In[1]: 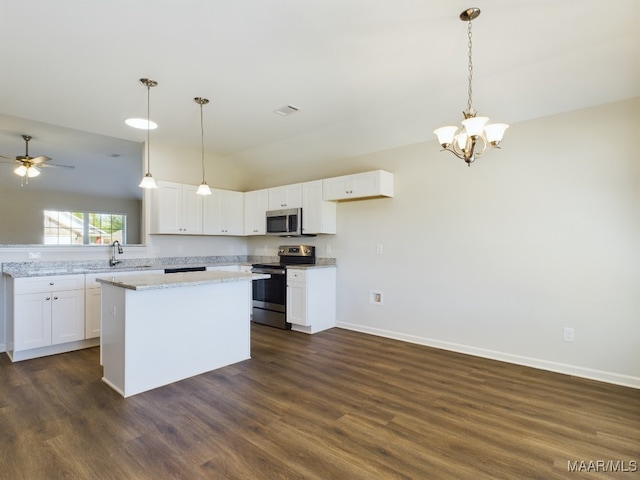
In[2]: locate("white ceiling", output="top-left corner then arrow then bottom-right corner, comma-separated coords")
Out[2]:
0,0 -> 638,196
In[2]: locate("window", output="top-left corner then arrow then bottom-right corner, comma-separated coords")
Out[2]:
44,211 -> 126,245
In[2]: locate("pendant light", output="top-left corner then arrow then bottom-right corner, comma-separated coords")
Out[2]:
138,78 -> 158,188
433,8 -> 508,166
194,97 -> 212,196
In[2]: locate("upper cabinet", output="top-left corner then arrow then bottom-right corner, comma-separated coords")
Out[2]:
244,188 -> 269,236
268,184 -> 302,210
150,181 -> 203,235
323,170 -> 394,201
149,170 -> 392,237
302,180 -> 336,235
203,189 -> 244,236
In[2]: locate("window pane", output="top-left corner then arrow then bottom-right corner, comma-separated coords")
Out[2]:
44,210 -> 126,245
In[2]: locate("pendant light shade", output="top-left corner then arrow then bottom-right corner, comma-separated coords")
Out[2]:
194,97 -> 212,196
138,78 -> 158,189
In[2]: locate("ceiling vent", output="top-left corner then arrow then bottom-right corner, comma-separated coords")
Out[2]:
273,104 -> 300,117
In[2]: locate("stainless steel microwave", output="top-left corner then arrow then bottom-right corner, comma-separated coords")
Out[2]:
266,208 -> 302,236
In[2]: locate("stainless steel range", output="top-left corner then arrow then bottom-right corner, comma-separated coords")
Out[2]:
251,245 -> 316,329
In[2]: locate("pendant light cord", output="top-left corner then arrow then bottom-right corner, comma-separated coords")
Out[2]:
200,102 -> 205,183
146,83 -> 151,174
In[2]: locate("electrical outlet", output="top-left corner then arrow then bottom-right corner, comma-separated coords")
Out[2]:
326,244 -> 332,254
563,327 -> 575,343
177,245 -> 184,254
376,244 -> 383,255
28,252 -> 42,259
370,290 -> 384,305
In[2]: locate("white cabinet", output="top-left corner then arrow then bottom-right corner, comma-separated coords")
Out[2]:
150,181 -> 203,234
203,188 -> 244,235
286,267 -> 336,334
11,275 -> 85,352
322,170 -> 394,201
268,183 -> 303,210
85,286 -> 102,339
244,189 -> 269,235
302,180 -> 336,235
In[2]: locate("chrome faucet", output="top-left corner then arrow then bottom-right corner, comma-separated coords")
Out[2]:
110,240 -> 124,266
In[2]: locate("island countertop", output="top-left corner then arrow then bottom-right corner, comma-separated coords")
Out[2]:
96,270 -> 269,291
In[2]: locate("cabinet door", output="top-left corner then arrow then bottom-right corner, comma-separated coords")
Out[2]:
286,281 -> 307,326
323,171 -> 394,200
153,181 -> 183,233
202,190 -> 223,234
350,171 -> 382,198
181,184 -> 203,234
244,189 -> 269,235
14,293 -> 52,351
85,287 -> 101,339
322,176 -> 351,201
221,190 -> 244,235
302,180 -> 336,234
269,184 -> 302,210
51,289 -> 85,345
203,189 -> 244,235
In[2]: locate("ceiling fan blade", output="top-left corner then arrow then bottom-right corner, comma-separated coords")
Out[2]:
39,162 -> 75,170
29,155 -> 52,165
0,153 -> 14,159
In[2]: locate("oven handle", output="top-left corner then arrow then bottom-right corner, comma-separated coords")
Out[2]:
252,267 -> 286,275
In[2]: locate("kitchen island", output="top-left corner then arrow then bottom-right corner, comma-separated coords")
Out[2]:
96,270 -> 268,397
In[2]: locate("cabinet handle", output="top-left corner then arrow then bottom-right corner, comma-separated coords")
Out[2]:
45,297 -> 51,301
49,282 -> 54,285
54,296 -> 58,300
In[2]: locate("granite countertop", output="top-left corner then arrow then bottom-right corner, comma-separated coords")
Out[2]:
1,255 -> 336,278
96,270 -> 270,291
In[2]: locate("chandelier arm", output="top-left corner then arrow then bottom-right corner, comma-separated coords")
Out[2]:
469,135 -> 489,159
440,144 -> 466,161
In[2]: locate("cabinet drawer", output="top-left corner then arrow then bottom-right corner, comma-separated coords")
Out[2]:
287,269 -> 307,282
14,274 -> 84,294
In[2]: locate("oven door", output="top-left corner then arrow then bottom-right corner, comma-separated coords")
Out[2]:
252,266 -> 286,311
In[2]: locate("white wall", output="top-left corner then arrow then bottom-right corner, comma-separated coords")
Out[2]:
248,97 -> 640,387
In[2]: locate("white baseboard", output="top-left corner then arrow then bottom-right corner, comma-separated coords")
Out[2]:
336,322 -> 640,390
0,343 -> 5,354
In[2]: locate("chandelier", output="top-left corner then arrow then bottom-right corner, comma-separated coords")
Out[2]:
434,8 -> 508,166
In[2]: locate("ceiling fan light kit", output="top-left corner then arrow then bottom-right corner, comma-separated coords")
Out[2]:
0,133 -> 74,186
434,7 -> 509,166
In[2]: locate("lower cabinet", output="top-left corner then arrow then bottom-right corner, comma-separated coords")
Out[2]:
10,274 -> 85,354
286,267 -> 336,334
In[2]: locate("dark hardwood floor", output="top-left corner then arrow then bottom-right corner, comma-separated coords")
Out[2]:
1,324 -> 638,479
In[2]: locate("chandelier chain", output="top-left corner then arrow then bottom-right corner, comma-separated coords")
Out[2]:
466,19 -> 474,113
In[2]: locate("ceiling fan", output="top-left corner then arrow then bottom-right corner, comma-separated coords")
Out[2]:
0,134 -> 75,185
